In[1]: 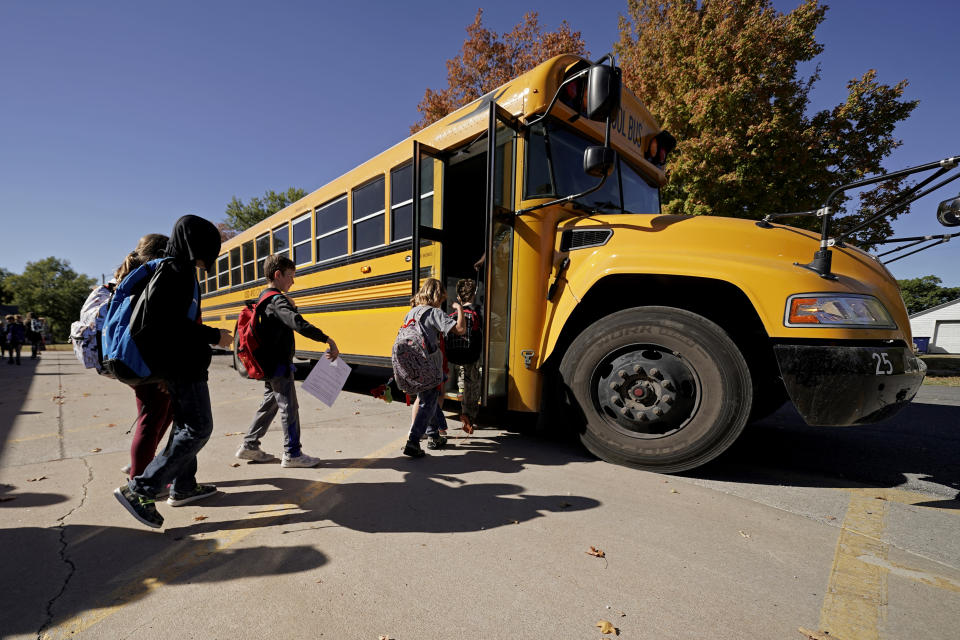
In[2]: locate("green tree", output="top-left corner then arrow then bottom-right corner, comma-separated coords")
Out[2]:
7,257 -> 96,341
897,275 -> 960,315
224,187 -> 307,232
412,9 -> 588,133
0,267 -> 13,304
615,0 -> 918,248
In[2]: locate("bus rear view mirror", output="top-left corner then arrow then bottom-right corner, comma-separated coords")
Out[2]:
936,196 -> 960,227
585,64 -> 622,121
584,146 -> 617,177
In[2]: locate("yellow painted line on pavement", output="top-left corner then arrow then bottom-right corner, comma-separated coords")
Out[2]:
41,435 -> 408,640
818,486 -> 960,639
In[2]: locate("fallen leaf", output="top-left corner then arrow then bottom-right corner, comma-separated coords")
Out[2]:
354,411 -> 360,415
379,635 -> 391,640
586,546 -> 605,558
106,423 -> 117,427
27,476 -> 48,482
798,628 -> 833,640
670,489 -> 679,494
0,496 -> 15,502
597,620 -> 618,635
193,515 -> 208,521
739,530 -> 751,539
82,393 -> 90,397
335,450 -> 342,453
230,462 -> 241,467
559,501 -> 572,508
91,448 -> 102,453
223,431 -> 242,436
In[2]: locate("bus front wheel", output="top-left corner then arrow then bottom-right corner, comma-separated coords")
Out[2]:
559,306 -> 752,473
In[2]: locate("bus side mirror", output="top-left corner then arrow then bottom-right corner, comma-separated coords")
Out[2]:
584,146 -> 617,178
936,196 -> 960,227
585,64 -> 622,121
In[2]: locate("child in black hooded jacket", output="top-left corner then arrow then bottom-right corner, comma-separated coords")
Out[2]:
113,215 -> 233,529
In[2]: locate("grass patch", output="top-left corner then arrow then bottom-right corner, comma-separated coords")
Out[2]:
923,376 -> 960,387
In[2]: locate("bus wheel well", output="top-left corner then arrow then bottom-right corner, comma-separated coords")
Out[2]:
546,274 -> 777,382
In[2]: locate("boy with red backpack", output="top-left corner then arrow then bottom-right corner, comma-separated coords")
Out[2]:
235,254 -> 339,468
446,278 -> 482,433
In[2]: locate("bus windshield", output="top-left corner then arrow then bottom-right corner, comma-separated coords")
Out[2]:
525,120 -> 660,215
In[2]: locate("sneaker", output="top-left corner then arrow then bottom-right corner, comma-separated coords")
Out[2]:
281,453 -> 321,468
426,435 -> 447,450
113,486 -> 163,529
166,484 -> 218,507
121,463 -> 131,475
236,446 -> 275,463
403,441 -> 426,458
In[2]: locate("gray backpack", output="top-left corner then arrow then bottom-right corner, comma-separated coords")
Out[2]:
391,307 -> 442,395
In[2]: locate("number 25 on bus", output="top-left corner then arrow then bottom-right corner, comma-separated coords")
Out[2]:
203,53 -> 959,472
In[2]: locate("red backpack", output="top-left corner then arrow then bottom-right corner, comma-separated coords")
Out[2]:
235,289 -> 281,379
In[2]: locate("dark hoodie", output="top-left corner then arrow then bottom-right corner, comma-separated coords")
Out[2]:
135,215 -> 222,381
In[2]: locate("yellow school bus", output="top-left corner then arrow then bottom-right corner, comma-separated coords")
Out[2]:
201,53 -> 938,472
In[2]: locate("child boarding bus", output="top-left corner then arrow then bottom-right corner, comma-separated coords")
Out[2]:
200,53 -> 955,473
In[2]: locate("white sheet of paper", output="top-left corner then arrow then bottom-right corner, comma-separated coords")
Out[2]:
301,354 -> 352,407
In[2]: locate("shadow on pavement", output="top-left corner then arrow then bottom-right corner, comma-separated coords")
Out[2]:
166,433 -> 600,537
0,356 -> 41,462
0,483 -> 69,508
687,401 -> 960,507
0,523 -> 328,638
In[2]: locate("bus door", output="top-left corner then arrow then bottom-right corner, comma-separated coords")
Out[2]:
411,141 -> 446,293
482,102 -> 519,409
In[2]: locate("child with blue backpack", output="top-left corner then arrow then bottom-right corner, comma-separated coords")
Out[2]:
113,215 -> 233,529
398,278 -> 465,458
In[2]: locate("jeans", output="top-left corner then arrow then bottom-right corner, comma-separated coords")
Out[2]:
130,379 -> 213,498
242,368 -> 302,457
408,387 -> 445,441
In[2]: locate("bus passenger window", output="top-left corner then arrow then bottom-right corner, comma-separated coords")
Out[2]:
241,240 -> 255,282
292,213 -> 312,266
217,255 -> 229,289
353,177 -> 385,252
255,233 -> 270,278
272,224 -> 290,260
315,195 -> 348,262
197,267 -> 207,295
230,247 -> 241,286
390,160 -> 433,242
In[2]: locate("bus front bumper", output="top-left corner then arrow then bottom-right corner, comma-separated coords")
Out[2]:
773,344 -> 926,426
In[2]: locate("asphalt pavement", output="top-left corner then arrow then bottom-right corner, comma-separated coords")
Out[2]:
1,351 -> 958,640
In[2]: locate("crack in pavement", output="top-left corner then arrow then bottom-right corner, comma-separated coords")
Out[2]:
36,456 -> 93,640
36,356 -> 94,640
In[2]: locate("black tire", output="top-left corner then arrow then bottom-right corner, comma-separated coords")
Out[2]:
232,330 -> 248,378
559,306 -> 752,473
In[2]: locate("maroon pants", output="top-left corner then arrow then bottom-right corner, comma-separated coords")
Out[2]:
129,382 -> 174,478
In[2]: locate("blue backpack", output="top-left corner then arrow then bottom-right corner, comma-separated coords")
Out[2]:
100,258 -> 168,385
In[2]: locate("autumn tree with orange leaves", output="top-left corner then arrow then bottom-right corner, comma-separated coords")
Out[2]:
615,0 -> 917,247
411,9 -> 588,133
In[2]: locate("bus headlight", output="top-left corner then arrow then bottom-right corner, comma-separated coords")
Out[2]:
784,294 -> 896,328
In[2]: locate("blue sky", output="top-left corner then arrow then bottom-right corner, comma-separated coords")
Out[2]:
1,1 -> 957,285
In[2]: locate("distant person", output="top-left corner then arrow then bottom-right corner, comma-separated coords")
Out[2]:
113,235 -> 176,481
25,312 -> 43,359
0,316 -> 8,362
399,278 -> 464,458
38,316 -> 51,350
6,314 -> 25,365
114,215 -> 233,529
236,254 -> 339,468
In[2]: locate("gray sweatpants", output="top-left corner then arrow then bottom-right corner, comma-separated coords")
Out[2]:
242,368 -> 303,457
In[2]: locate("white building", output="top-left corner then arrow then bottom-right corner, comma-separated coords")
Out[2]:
909,297 -> 960,354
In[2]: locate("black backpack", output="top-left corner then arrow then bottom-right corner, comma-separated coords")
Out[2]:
446,307 -> 482,365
